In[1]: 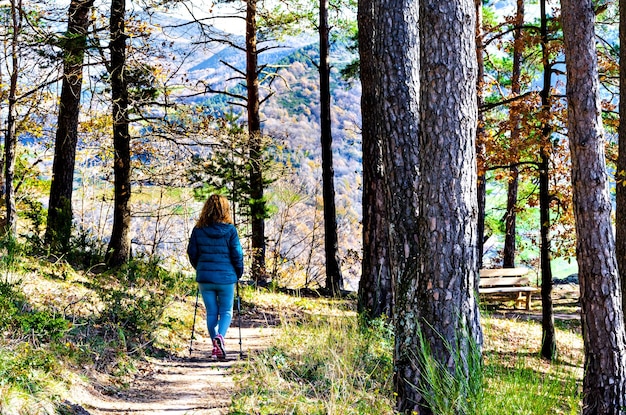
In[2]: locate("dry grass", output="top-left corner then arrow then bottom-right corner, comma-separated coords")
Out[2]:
232,286 -> 584,414
1,253 -> 585,415
478,284 -> 583,414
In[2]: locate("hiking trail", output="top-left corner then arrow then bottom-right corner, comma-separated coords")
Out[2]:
69,321 -> 275,414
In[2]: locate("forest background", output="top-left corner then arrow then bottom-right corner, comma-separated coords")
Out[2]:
0,0 -> 622,413
2,0 -> 368,289
2,0 -> 604,288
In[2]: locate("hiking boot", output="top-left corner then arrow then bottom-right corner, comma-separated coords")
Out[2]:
215,334 -> 226,360
211,339 -> 220,359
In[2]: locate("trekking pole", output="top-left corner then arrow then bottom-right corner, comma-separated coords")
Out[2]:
237,281 -> 243,358
189,288 -> 199,356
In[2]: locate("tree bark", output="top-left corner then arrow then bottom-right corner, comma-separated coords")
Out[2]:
319,0 -> 343,295
503,166 -> 519,267
396,0 -> 483,412
616,0 -> 626,325
45,0 -> 94,252
538,0 -> 556,360
246,0 -> 267,284
3,0 -> 21,237
357,0 -> 393,319
562,0 -> 626,412
358,0 -> 422,405
475,0 -> 487,273
106,0 -> 132,267
503,0 -> 524,269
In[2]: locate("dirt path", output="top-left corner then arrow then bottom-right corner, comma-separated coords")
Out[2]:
70,325 -> 276,415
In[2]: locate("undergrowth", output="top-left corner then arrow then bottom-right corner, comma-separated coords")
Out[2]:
0,231 -> 584,415
230,291 -> 582,415
231,312 -> 395,415
0,233 -> 196,413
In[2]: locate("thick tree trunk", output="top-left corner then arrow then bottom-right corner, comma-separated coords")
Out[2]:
616,0 -> 626,324
396,1 -> 482,413
45,0 -> 94,252
246,0 -> 267,284
562,1 -> 626,412
319,0 -> 343,295
538,0 -> 556,361
357,0 -> 393,319
106,0 -> 132,267
358,0 -> 422,405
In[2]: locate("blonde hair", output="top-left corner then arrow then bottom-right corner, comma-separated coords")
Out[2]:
196,194 -> 233,227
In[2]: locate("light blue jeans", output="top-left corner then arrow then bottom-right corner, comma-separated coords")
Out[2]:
198,282 -> 236,340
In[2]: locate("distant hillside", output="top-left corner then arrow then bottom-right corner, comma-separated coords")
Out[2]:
179,30 -> 363,216
139,15 -> 363,287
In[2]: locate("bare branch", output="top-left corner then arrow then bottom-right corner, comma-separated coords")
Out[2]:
480,90 -> 538,113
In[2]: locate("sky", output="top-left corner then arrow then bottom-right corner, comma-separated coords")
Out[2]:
173,0 -> 246,34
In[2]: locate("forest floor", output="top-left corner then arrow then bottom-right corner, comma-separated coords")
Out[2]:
62,283 -> 581,415
67,309 -> 278,415
483,282 -> 581,326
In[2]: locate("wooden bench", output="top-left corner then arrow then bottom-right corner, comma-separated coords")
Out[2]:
478,267 -> 540,310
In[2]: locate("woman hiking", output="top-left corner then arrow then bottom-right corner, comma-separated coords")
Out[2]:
187,194 -> 244,360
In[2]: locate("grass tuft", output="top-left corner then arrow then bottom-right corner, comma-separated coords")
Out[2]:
231,311 -> 395,414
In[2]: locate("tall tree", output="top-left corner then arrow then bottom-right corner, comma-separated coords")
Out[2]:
106,0 -> 132,266
3,0 -> 21,236
357,0 -> 422,401
45,0 -> 94,251
561,0 -> 626,411
395,0 -> 482,412
617,0 -> 626,321
475,0 -> 487,272
184,0 -> 308,285
246,0 -> 268,285
396,0 -> 482,414
503,0 -> 525,268
538,0 -> 556,360
357,0 -> 393,319
319,0 -> 343,294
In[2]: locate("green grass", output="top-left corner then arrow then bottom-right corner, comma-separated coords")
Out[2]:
0,237 -> 197,411
231,312 -> 395,415
482,361 -> 579,414
0,238 -> 583,415
231,291 -> 583,415
479,317 -> 581,414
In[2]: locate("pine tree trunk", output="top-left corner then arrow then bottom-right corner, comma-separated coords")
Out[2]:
357,0 -> 393,319
46,0 -> 94,252
3,0 -> 21,236
539,150 -> 555,359
358,0 -> 423,404
106,0 -> 132,267
475,0 -> 487,272
396,0 -> 482,412
503,0 -> 524,269
246,0 -> 267,284
562,0 -> 626,412
538,0 -> 556,360
319,0 -> 343,295
616,0 -> 626,326
503,166 -> 518,267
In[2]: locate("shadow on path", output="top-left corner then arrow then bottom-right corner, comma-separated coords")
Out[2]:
70,325 -> 276,415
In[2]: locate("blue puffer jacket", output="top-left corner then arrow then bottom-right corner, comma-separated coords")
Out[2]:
187,223 -> 244,284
